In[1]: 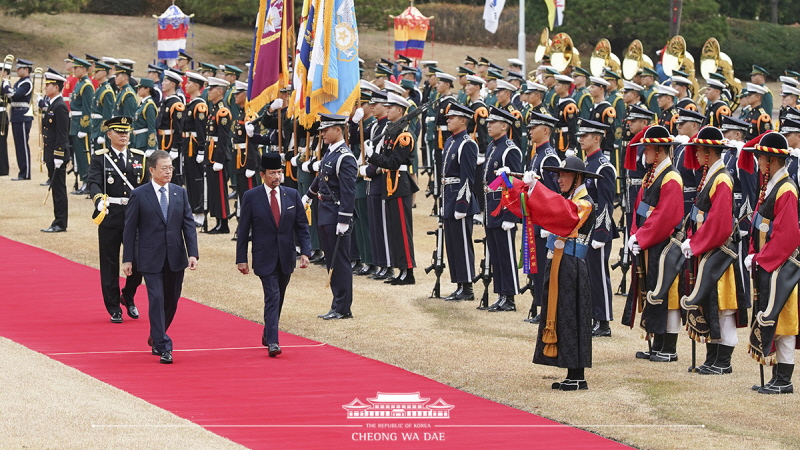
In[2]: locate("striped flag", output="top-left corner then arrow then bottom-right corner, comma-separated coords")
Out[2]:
543,0 -> 565,29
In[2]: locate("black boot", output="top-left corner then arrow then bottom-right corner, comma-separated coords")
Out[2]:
758,363 -> 794,394
488,295 -> 516,311
636,334 -> 663,359
376,267 -> 395,281
457,283 -> 475,301
524,305 -> 539,323
697,343 -> 718,372
592,320 -> 611,337
752,365 -> 779,391
444,284 -> 463,301
383,267 -> 399,283
650,333 -> 678,362
700,344 -> 733,375
486,295 -> 503,311
390,268 -> 416,285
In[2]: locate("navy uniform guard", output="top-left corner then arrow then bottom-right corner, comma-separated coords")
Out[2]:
656,84 -> 680,136
204,77 -> 233,234
743,82 -> 773,141
363,93 -> 418,285
778,82 -> 800,130
363,90 -> 392,280
157,70 -> 186,185
553,74 -> 579,159
482,107 -> 523,311
604,70 -> 627,180
587,77 -> 616,161
466,74 -> 490,219
703,77 -> 732,127
0,60 -> 11,176
1,58 -> 34,180
441,103 -> 480,301
674,108 -> 703,215
750,65 -> 773,118
231,80 -> 262,203
90,62 -> 116,152
303,114 -> 358,320
145,64 -> 164,107
131,78 -> 158,156
40,73 -> 70,233
579,120 -> 618,337
495,79 -> 524,149
87,116 -> 147,323
182,72 -> 209,224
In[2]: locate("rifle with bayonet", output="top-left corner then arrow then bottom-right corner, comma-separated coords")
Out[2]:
424,199 -> 446,298
473,237 -> 492,309
611,168 -> 631,295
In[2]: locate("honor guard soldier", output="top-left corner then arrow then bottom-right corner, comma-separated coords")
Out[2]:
743,132 -> 800,394
0,60 -> 10,176
174,51 -> 192,92
526,81 -> 550,117
622,105 -> 657,227
84,54 -> 100,88
231,80 -> 261,202
622,126 -> 685,363
101,56 -> 118,95
146,64 -> 164,107
257,87 -> 295,187
604,69 -> 627,179
656,84 -> 680,136
515,157 -> 599,390
351,86 -> 377,275
69,57 -> 95,192
750,65 -> 773,118
131,78 -> 158,156
784,118 -> 800,185
552,74 -> 579,159
373,64 -> 392,91
157,70 -> 186,184
304,114 -> 358,319
571,67 -> 593,120
204,77 -> 233,233
639,67 -> 661,116
506,71 -> 525,111
578,120 -> 618,337
483,69 -> 503,108
433,72 -> 458,173
222,64 -> 243,114
2,59 -> 32,179
181,72 -> 209,225
674,108 -> 704,215
87,116 -> 147,323
440,103 -> 480,301
482,107 -> 523,311
704,77 -> 731,127
778,80 -> 800,129
495,79 -> 524,149
743,82 -> 773,141
524,111 -> 561,323
90,62 -> 116,152
466,74 -> 490,218
63,55 -> 78,107
456,66 -> 474,105
541,67 -> 559,115
41,73 -> 70,233
587,77 -> 616,160
362,93 -> 418,285
362,90 -> 392,279
679,127 -> 742,375
115,65 -> 138,118
671,71 -> 697,111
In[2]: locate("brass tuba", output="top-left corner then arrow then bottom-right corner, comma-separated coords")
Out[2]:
25,67 -> 44,118
534,28 -> 551,65
622,39 -> 654,81
549,32 -> 581,72
0,54 -> 13,137
589,39 -> 620,78
700,37 -> 743,111
662,36 -> 702,104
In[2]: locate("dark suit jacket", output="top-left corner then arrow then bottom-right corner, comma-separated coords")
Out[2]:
42,95 -> 70,162
236,185 -> 312,277
123,182 -> 199,273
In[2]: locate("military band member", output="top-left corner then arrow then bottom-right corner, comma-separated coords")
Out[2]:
623,126 -> 684,362
0,60 -> 12,176
744,132 -> 800,394
750,65 -> 773,118
182,72 -> 209,225
743,82 -> 773,141
704,77 -> 732,127
231,80 -> 261,204
587,77 -> 616,161
526,81 -> 550,117
88,116 -> 147,323
778,81 -> 800,130
482,108 -> 523,311
483,69 -> 502,108
674,108 -> 703,215
656,84 -> 680,136
571,67 -> 593,120
456,66 -> 473,106
131,78 -> 158,156
542,67 -> 559,115
639,67 -> 660,116
41,73 -> 70,233
495,80 -> 523,150
2,58 -> 34,177
204,77 -> 233,233
553,74 -> 579,158
68,58 -> 95,192
115,65 -> 138,118
679,126 -> 741,375
157,70 -> 186,184
441,103 -> 480,301
671,72 -> 697,112
90,62 -> 116,152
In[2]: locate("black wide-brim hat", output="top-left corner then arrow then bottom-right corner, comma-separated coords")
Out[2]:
544,156 -> 603,179
743,131 -> 791,158
634,125 -> 677,146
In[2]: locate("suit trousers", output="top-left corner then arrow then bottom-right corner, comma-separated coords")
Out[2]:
319,224 -> 353,314
443,217 -> 475,284
367,193 -> 389,267
353,197 -> 371,265
486,226 -> 520,295
385,195 -> 415,269
143,265 -> 184,353
98,225 -> 142,314
50,164 -> 68,229
184,157 -> 205,214
260,261 -> 290,344
12,121 -> 31,179
71,133 -> 90,181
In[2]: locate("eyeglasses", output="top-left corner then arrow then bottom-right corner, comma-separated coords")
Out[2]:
157,165 -> 174,172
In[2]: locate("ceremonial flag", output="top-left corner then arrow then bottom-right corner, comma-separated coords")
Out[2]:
248,0 -> 294,115
290,0 -> 316,120
483,0 -> 505,34
393,6 -> 430,59
157,5 -> 190,62
543,0 -> 565,30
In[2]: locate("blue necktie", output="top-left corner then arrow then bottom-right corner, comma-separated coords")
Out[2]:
159,186 -> 168,221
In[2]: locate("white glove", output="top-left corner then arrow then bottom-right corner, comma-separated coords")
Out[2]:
196,153 -> 204,164
351,107 -> 364,123
312,160 -> 321,172
627,234 -> 641,256
145,149 -> 155,158
591,240 -> 606,250
540,229 -> 550,239
674,134 -> 690,144
169,150 -> 179,160
336,223 -> 349,235
496,166 -> 510,176
35,94 -> 43,104
501,221 -> 515,231
301,161 -> 312,172
54,159 -> 64,169
279,152 -> 286,162
359,165 -> 368,177
454,211 -> 467,220
96,136 -> 105,145
298,146 -> 306,155
245,169 -> 255,178
270,98 -> 284,111
476,154 -> 486,165
2,80 -> 9,90
364,140 -> 374,158
739,229 -> 748,237
96,200 -> 107,212
522,170 -> 538,188
245,122 -> 255,137
77,131 -> 87,139
744,254 -> 754,272
291,154 -> 301,166
301,194 -> 311,205
212,162 -> 224,171
681,239 -> 693,259
565,149 -> 576,158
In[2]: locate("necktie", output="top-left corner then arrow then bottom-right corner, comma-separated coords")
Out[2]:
270,189 -> 280,226
159,186 -> 168,221
118,152 -> 125,170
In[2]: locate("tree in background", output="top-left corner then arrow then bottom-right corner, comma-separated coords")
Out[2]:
0,0 -> 87,17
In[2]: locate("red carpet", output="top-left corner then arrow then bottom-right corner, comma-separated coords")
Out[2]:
0,237 -> 630,449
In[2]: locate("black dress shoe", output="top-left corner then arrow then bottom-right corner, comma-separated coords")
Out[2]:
390,270 -> 416,285
12,177 -> 30,181
525,313 -> 541,324
227,190 -> 238,200
262,336 -> 269,347
322,311 -> 341,320
309,250 -> 324,263
147,336 -> 153,347
160,351 -> 173,364
488,295 -> 516,312
356,264 -> 374,276
41,225 -> 66,233
110,312 -> 123,323
369,267 -> 387,279
268,343 -> 282,357
151,347 -> 161,356
351,262 -> 366,274
559,380 -> 588,391
318,309 -> 335,318
40,181 -> 51,186
207,226 -> 230,234
126,305 -> 139,319
340,311 -> 353,319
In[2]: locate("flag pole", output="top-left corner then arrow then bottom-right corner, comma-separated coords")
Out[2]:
518,0 -> 525,75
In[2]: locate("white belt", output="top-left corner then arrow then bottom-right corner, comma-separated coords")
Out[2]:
560,127 -> 569,132
234,143 -> 247,149
106,197 -> 129,206
484,186 -> 501,193
438,125 -> 448,131
208,136 -> 219,142
733,193 -> 743,200
627,178 -> 643,186
425,117 -> 435,123
91,114 -> 103,119
183,131 -> 197,137
11,102 -> 29,108
0,107 -> 5,112
132,129 -> 148,135
684,187 -> 697,193
398,165 -> 408,171
70,111 -> 83,116
442,177 -> 461,185
158,129 -> 172,135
